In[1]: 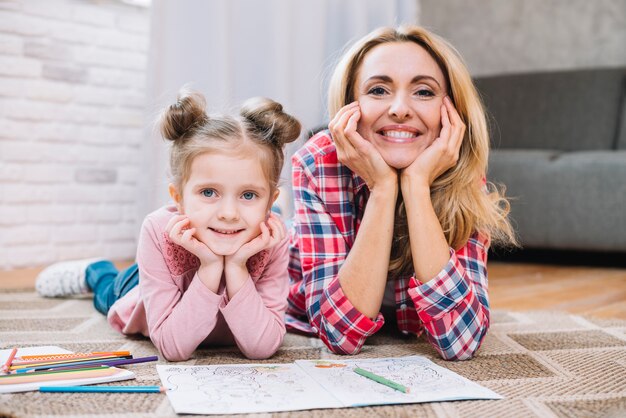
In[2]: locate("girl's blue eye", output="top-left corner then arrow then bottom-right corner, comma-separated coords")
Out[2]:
242,192 -> 256,201
202,189 -> 215,198
368,86 -> 387,96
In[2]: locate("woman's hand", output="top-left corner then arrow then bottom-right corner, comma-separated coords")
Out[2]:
401,96 -> 465,188
329,102 -> 397,190
165,215 -> 223,267
224,213 -> 285,270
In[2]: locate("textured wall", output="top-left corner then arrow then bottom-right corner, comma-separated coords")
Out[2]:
0,0 -> 149,269
419,0 -> 626,76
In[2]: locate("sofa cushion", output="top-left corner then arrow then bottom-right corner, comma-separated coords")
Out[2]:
475,68 -> 626,152
488,149 -> 626,251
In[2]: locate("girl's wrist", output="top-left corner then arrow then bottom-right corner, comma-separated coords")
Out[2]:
223,258 -> 248,275
197,262 -> 223,293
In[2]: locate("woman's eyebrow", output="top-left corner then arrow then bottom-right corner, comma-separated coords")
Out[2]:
411,75 -> 441,88
364,74 -> 442,88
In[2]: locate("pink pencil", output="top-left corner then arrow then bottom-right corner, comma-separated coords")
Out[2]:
2,348 -> 18,374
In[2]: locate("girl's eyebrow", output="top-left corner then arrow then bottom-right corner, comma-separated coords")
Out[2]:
364,74 -> 442,88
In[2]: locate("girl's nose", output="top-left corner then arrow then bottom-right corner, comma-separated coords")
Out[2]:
217,199 -> 239,221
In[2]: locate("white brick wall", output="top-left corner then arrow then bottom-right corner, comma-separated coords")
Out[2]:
0,0 -> 150,269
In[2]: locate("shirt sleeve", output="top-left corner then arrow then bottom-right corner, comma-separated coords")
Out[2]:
407,232 -> 491,360
291,151 -> 384,355
137,216 -> 223,362
220,235 -> 290,360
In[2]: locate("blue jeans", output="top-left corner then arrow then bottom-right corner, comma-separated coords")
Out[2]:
86,261 -> 139,315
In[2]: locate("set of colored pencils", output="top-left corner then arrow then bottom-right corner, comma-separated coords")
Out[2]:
1,348 -> 158,388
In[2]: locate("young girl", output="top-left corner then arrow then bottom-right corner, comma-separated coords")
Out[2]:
286,25 -> 517,360
36,90 -> 301,361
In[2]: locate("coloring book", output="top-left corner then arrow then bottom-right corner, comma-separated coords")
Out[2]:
157,355 -> 502,414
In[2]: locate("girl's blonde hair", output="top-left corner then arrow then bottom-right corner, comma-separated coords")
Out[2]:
159,90 -> 301,201
327,25 -> 517,276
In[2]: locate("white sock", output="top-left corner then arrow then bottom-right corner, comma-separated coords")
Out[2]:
35,258 -> 104,298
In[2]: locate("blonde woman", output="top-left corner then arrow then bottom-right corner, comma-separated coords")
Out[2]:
286,25 -> 516,360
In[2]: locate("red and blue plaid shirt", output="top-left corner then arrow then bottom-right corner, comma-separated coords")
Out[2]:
286,131 -> 491,360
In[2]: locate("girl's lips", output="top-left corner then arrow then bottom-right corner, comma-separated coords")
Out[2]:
208,227 -> 244,236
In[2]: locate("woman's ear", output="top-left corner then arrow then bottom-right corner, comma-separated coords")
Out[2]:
168,183 -> 184,214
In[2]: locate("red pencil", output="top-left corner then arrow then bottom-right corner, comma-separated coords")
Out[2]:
2,348 -> 18,374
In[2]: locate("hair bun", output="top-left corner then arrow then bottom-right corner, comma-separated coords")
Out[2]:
240,97 -> 301,146
160,90 -> 209,142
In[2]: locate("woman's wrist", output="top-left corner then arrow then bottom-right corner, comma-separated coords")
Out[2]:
400,171 -> 430,196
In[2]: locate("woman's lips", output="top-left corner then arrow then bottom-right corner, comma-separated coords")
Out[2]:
376,125 -> 421,143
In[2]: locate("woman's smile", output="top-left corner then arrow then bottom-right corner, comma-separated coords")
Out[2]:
377,125 -> 421,143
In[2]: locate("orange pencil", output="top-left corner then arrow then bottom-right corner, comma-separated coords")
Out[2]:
18,351 -> 130,361
2,348 -> 18,374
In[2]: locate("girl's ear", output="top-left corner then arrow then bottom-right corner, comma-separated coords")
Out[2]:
168,183 -> 184,214
271,188 -> 280,204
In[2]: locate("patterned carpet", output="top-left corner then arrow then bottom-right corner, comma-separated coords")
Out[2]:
1,290 -> 625,418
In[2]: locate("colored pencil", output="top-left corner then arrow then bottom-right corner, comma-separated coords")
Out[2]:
39,385 -> 166,393
15,355 -> 158,373
353,367 -> 410,394
18,351 -> 131,361
11,354 -> 132,369
2,348 -> 18,374
0,367 -> 119,385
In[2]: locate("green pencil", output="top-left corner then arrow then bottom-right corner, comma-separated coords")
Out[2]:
353,367 -> 410,393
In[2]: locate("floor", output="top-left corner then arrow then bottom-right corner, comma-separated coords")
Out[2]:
1,260 -> 625,320
489,262 -> 626,320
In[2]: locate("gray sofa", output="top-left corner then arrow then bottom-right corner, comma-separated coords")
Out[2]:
475,68 -> 626,252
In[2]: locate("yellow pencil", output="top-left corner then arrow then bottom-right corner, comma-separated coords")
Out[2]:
0,366 -> 119,385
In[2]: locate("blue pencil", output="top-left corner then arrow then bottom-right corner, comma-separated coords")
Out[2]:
39,385 -> 166,393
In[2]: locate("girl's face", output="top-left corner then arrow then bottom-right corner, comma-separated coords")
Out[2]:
175,149 -> 276,256
354,41 -> 448,169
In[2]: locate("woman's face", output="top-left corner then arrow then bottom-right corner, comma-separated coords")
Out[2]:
354,41 -> 448,169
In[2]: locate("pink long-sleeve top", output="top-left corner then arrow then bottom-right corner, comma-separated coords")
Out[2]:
107,205 -> 289,361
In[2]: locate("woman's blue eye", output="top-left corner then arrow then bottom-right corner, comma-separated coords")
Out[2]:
416,89 -> 435,97
368,87 -> 387,96
242,192 -> 256,200
202,189 -> 215,198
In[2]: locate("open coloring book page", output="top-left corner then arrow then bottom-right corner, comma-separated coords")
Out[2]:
156,363 -> 340,414
157,355 -> 501,415
297,356 -> 502,406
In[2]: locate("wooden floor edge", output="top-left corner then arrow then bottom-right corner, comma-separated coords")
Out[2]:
0,260 -> 135,290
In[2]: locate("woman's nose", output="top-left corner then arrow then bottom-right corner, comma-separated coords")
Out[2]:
388,95 -> 412,120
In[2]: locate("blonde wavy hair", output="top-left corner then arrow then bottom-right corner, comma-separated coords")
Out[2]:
328,25 -> 517,276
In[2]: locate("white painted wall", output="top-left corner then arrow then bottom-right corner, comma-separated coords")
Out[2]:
0,0 -> 149,269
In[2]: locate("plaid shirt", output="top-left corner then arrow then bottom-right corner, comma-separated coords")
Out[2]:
286,131 -> 491,360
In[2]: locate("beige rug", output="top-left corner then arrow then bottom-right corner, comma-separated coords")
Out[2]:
1,290 -> 625,418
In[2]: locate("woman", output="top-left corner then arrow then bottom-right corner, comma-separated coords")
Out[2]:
286,25 -> 516,360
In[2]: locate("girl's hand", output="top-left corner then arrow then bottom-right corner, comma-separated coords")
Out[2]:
329,102 -> 397,190
401,96 -> 465,188
165,215 -> 223,267
224,213 -> 285,269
